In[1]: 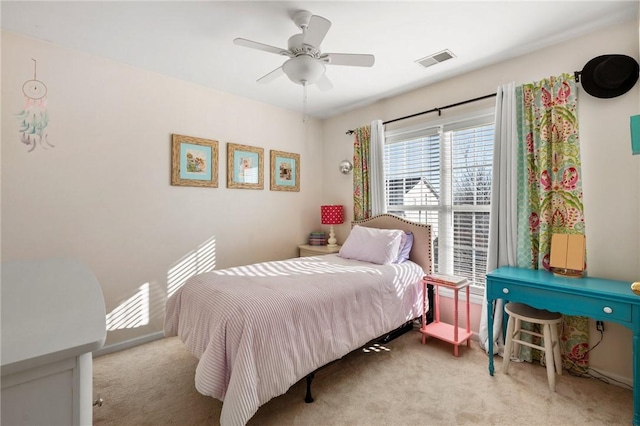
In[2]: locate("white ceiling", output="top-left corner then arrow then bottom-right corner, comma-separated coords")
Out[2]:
2,1 -> 637,119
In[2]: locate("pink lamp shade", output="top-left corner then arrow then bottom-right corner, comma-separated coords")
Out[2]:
320,205 -> 344,247
320,205 -> 344,225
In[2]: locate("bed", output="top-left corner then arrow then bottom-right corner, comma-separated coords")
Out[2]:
164,214 -> 432,426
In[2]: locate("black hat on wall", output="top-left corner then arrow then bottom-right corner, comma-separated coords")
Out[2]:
579,54 -> 639,99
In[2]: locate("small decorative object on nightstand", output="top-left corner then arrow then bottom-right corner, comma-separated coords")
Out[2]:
298,244 -> 341,257
307,232 -> 327,246
320,205 -> 344,247
420,273 -> 472,357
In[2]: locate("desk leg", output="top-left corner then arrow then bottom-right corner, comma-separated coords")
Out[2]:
633,332 -> 640,426
487,297 -> 494,376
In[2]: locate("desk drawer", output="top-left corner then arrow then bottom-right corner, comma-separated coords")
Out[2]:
489,282 -> 632,323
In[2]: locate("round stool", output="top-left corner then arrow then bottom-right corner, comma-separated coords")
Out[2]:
503,302 -> 563,392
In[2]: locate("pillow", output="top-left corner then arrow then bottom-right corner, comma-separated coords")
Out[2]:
338,225 -> 405,265
394,232 -> 414,263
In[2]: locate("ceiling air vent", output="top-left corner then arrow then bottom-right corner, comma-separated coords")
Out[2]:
415,49 -> 456,68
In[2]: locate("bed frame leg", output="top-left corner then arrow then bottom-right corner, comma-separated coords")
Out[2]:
305,372 -> 315,403
427,283 -> 435,324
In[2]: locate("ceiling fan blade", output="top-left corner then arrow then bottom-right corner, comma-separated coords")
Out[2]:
233,38 -> 292,57
302,15 -> 331,48
316,74 -> 333,92
257,67 -> 285,84
322,53 -> 375,67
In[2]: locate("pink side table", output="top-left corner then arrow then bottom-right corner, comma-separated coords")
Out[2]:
420,277 -> 472,356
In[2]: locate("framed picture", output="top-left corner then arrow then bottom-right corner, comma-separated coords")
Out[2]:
171,134 -> 218,187
270,150 -> 300,192
227,143 -> 264,189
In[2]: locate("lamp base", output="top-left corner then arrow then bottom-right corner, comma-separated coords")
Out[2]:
327,225 -> 337,247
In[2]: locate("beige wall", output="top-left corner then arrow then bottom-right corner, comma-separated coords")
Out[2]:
1,31 -> 325,347
322,19 -> 640,384
2,16 -> 639,384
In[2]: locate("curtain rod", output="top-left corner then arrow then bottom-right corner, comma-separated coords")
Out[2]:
345,92 -> 497,135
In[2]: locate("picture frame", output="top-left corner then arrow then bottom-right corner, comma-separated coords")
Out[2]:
227,143 -> 264,190
270,150 -> 300,192
171,134 -> 218,188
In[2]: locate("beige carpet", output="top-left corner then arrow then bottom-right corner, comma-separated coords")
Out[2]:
93,329 -> 632,425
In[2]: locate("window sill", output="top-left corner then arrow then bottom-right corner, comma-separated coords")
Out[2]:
435,286 -> 484,305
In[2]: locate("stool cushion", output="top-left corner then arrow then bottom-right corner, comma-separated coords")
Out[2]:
505,302 -> 562,322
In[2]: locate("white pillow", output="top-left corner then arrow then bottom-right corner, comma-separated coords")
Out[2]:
338,225 -> 405,265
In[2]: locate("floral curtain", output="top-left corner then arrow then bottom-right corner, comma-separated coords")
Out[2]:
353,125 -> 371,221
515,73 -> 589,374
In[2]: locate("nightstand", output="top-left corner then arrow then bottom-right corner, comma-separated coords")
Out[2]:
298,244 -> 341,257
420,276 -> 472,357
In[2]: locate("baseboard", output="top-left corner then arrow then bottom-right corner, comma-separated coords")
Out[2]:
93,331 -> 165,357
587,367 -> 633,389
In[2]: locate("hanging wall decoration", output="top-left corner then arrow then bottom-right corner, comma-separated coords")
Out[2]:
16,59 -> 53,152
270,150 -> 300,192
171,134 -> 219,188
227,143 -> 264,190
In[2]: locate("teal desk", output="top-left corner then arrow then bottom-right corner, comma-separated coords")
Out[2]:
486,266 -> 639,425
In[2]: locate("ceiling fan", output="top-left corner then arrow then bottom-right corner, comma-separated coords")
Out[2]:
233,10 -> 375,92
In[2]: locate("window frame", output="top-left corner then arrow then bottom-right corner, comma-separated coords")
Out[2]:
384,108 -> 495,295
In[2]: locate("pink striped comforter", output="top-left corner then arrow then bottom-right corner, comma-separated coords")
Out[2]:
164,254 -> 424,425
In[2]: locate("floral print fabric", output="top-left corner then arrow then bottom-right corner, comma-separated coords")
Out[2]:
515,73 -> 589,374
353,125 -> 371,221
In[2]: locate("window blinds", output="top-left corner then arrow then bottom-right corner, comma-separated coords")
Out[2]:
384,112 -> 494,289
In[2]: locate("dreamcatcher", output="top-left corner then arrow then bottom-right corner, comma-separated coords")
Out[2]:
16,59 -> 53,152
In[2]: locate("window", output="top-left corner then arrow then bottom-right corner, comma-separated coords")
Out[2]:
384,110 -> 494,292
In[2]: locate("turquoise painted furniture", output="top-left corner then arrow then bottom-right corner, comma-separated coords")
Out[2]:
486,266 -> 639,425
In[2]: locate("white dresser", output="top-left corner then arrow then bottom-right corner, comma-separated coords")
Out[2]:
298,244 -> 341,257
1,259 -> 106,426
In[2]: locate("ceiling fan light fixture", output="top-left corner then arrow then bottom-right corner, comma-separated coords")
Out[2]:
283,56 -> 326,85
235,10 -> 373,100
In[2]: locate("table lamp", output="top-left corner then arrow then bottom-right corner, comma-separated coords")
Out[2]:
320,205 -> 344,247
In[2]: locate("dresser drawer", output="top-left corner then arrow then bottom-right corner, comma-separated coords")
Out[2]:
299,248 -> 319,257
298,244 -> 341,257
488,281 -> 632,323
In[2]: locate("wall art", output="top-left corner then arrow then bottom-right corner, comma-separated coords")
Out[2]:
227,143 -> 264,190
270,150 -> 300,192
171,134 -> 219,187
17,59 -> 53,152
